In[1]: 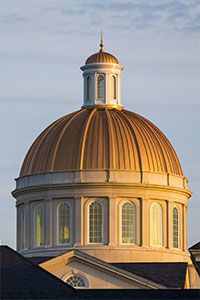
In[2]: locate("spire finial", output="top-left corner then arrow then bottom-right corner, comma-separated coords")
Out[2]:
99,30 -> 104,52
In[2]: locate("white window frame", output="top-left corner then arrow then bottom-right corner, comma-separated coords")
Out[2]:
57,201 -> 72,246
111,75 -> 117,100
120,201 -> 136,245
88,200 -> 104,245
96,74 -> 105,101
173,206 -> 179,249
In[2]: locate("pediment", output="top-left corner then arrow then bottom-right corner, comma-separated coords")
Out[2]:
40,250 -> 165,289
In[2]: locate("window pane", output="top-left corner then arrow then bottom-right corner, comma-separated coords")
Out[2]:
150,203 -> 162,246
112,76 -> 117,100
97,75 -> 105,99
122,202 -> 136,244
87,76 -> 91,100
35,205 -> 44,247
89,201 -> 103,243
58,203 -> 71,245
173,207 -> 179,248
66,275 -> 86,288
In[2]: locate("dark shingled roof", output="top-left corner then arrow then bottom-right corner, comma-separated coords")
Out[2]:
189,242 -> 200,250
0,246 -> 87,300
26,256 -> 53,265
111,262 -> 187,289
81,289 -> 200,300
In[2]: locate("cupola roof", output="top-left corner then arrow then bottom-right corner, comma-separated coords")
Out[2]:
85,34 -> 119,65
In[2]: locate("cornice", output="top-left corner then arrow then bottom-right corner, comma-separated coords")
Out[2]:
12,181 -> 192,198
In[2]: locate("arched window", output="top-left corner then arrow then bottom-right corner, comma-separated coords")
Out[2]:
112,75 -> 117,100
20,207 -> 25,249
66,275 -> 87,288
34,204 -> 44,247
150,203 -> 163,246
58,202 -> 71,245
97,75 -> 105,99
173,207 -> 179,248
89,201 -> 103,243
121,202 -> 136,244
86,76 -> 91,100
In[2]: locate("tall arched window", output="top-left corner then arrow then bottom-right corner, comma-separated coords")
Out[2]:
89,201 -> 103,243
86,76 -> 91,100
58,202 -> 71,245
97,75 -> 105,99
150,203 -> 163,246
121,202 -> 136,244
20,207 -> 25,249
173,207 -> 179,248
34,204 -> 44,247
111,75 -> 117,100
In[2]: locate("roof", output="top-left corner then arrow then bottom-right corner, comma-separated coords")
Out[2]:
81,289 -> 200,300
26,256 -> 53,265
85,50 -> 119,64
112,262 -> 187,289
40,250 -> 165,289
189,242 -> 200,250
20,108 -> 183,176
0,246 -> 86,300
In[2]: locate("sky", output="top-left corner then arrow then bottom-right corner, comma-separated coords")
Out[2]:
0,0 -> 199,249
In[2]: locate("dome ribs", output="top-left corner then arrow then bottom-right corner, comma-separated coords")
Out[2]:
133,113 -> 165,173
86,51 -> 119,65
80,108 -> 97,170
20,108 -> 183,177
114,110 -> 134,170
119,110 -> 142,172
105,109 -> 116,169
109,111 -> 125,169
124,110 -> 151,172
138,114 -> 183,176
50,109 -> 85,171
22,114 -> 71,176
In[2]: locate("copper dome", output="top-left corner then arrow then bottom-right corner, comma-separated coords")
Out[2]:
20,108 -> 183,176
85,51 -> 119,65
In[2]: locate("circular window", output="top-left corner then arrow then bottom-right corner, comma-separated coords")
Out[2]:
66,275 -> 87,288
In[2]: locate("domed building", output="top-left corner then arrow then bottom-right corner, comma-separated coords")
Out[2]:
12,37 -> 200,289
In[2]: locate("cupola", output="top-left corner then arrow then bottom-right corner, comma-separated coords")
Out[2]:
81,34 -> 123,109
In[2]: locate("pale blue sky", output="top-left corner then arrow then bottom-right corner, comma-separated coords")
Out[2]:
0,0 -> 199,248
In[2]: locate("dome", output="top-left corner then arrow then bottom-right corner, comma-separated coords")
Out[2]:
20,108 -> 183,176
85,51 -> 119,65
85,35 -> 119,65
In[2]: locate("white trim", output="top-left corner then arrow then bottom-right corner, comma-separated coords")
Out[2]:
62,272 -> 89,288
88,199 -> 104,245
57,201 -> 72,246
120,200 -> 136,246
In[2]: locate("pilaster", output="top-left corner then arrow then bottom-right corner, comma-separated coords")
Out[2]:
108,197 -> 117,246
141,198 -> 148,247
74,197 -> 83,246
44,199 -> 52,247
167,201 -> 173,249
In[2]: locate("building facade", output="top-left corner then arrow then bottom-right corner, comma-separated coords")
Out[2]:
12,38 -> 200,289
